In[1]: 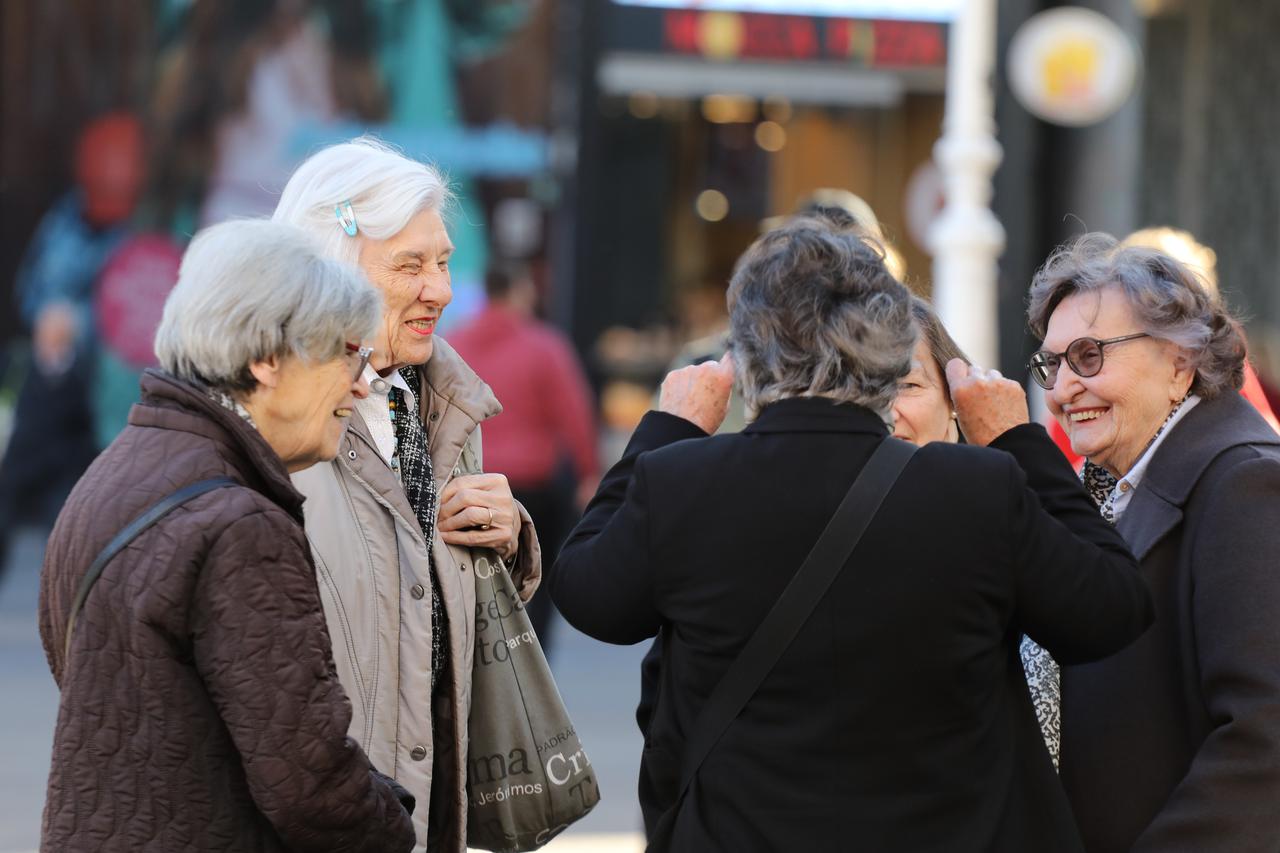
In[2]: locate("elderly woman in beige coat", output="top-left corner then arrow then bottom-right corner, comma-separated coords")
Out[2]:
274,138 -> 541,852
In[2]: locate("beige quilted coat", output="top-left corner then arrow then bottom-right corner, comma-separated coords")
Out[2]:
292,338 -> 541,852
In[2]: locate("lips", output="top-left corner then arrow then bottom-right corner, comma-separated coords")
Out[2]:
1066,407 -> 1107,424
405,316 -> 437,336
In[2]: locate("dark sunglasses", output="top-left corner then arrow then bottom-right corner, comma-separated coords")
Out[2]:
1028,333 -> 1149,390
345,342 -> 374,379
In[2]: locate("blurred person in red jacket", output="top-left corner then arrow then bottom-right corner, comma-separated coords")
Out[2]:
1046,227 -> 1279,465
447,263 -> 599,654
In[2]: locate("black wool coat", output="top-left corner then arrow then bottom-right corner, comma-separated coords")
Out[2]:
551,397 -> 1153,853
1061,391 -> 1280,853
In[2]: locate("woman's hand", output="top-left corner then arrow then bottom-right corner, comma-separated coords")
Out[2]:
438,473 -> 521,559
658,353 -> 735,434
946,358 -> 1030,446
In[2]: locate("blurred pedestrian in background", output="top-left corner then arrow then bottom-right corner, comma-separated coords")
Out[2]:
39,220 -> 415,852
554,217 -> 1151,852
275,138 -> 541,852
149,0 -> 386,232
448,261 -> 598,653
1028,234 -> 1280,852
0,113 -> 143,576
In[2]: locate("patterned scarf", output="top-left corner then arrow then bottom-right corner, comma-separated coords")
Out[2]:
207,388 -> 257,430
1020,395 -> 1193,770
1080,396 -> 1192,522
390,366 -> 447,695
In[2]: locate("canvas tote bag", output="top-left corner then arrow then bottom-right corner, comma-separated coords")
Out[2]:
458,441 -> 599,851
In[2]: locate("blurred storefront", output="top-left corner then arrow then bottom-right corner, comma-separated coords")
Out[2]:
994,0 -> 1280,403
558,1 -> 960,427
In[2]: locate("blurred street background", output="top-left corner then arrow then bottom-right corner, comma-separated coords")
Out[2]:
3,0 -> 1280,849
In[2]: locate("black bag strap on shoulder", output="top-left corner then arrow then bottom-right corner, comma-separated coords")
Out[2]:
652,437 -> 916,848
63,476 -> 239,660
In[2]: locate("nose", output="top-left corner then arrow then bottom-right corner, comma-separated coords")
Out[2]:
351,372 -> 370,400
418,271 -> 453,306
1050,361 -> 1084,410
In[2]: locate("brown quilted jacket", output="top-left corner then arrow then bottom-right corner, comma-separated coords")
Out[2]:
38,371 -> 416,852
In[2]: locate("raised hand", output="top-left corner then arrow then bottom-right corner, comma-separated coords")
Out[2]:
946,358 -> 1030,447
658,353 -> 735,435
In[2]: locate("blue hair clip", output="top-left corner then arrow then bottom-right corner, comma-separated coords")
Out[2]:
336,200 -> 358,237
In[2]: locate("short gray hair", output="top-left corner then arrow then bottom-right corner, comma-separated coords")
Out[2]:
154,219 -> 380,393
729,217 -> 917,418
1027,232 -> 1247,399
272,136 -> 453,266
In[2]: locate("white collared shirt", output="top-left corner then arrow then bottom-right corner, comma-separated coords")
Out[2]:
1111,395 -> 1201,520
354,364 -> 416,471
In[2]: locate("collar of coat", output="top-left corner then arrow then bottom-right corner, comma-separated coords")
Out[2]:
1117,390 -> 1280,560
743,395 -> 890,436
346,335 -> 502,493
131,369 -> 305,520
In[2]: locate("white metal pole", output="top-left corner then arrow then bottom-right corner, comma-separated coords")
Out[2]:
930,0 -> 1006,370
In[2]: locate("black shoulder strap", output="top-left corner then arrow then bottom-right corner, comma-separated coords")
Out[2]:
657,437 -> 916,843
63,476 -> 239,660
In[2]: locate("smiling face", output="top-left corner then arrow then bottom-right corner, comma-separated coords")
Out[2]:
246,351 -> 371,472
891,339 -> 958,445
358,208 -> 454,373
1043,287 -> 1194,477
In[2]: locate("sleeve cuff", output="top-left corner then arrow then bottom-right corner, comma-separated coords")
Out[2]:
508,499 -> 542,602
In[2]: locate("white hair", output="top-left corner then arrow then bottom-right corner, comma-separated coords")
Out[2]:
271,136 -> 453,266
154,219 -> 380,393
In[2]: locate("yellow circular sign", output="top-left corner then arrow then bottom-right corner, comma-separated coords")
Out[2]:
1008,7 -> 1139,127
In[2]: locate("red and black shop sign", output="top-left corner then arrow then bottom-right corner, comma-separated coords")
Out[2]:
605,6 -> 947,69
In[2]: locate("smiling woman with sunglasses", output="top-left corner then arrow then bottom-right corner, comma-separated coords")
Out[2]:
1026,233 -> 1280,853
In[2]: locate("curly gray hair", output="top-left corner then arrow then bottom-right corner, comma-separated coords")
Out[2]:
728,217 -> 917,419
1027,233 -> 1247,399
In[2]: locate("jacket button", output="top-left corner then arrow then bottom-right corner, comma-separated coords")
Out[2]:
347,450 -> 357,460
410,745 -> 427,761
410,583 -> 426,600
429,411 -> 440,421
459,562 -> 467,572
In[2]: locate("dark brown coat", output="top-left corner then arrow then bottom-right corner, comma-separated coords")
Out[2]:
39,371 -> 416,852
1062,392 -> 1280,852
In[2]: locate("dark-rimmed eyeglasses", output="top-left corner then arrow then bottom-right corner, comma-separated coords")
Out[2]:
345,342 -> 374,380
1028,333 -> 1149,390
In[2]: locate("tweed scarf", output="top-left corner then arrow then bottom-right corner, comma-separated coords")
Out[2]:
1021,395 -> 1193,770
1080,395 -> 1192,522
390,366 -> 447,695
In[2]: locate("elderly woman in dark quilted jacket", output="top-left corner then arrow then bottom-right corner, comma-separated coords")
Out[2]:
38,220 -> 416,852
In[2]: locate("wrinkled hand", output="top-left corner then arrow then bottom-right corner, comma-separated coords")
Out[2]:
658,353 -> 735,435
438,473 -> 520,559
946,358 -> 1030,447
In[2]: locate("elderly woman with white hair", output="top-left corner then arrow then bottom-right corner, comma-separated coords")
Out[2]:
39,219 -> 416,852
273,138 -> 540,851
1027,234 -> 1280,853
551,217 -> 1152,852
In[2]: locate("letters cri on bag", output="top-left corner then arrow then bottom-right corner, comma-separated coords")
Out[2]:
469,727 -> 592,807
